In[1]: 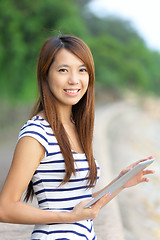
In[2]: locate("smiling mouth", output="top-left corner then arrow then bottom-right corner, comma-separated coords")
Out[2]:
64,89 -> 80,93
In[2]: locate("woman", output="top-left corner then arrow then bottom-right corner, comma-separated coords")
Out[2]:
0,35 -> 155,240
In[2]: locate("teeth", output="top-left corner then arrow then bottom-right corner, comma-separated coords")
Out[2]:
65,90 -> 79,93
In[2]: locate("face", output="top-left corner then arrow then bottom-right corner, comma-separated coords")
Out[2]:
48,48 -> 89,109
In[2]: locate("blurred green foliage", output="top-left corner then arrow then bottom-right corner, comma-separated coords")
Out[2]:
1,0 -> 160,102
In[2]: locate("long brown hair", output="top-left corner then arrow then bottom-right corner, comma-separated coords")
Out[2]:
25,35 -> 97,201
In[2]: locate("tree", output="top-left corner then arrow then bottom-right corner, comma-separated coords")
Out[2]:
0,0 -> 89,101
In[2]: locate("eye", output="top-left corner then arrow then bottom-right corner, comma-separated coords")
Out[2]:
79,68 -> 88,72
58,68 -> 68,72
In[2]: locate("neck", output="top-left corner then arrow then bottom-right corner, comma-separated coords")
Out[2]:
58,105 -> 73,125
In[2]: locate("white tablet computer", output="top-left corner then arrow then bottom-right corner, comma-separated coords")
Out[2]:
84,158 -> 155,208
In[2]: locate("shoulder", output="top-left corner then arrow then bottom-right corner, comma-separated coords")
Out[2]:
18,116 -> 51,154
19,116 -> 48,136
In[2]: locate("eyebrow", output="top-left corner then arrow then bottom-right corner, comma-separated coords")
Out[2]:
57,64 -> 86,68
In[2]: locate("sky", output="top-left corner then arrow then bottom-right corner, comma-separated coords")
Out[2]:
89,0 -> 160,51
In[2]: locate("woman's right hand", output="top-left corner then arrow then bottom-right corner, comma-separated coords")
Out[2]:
70,192 -> 111,222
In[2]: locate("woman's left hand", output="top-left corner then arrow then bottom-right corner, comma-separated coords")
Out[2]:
118,157 -> 155,188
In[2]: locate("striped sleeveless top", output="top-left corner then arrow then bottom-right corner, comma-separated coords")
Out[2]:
18,116 -> 100,240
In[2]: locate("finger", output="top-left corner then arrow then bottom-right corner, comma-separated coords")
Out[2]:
141,177 -> 150,182
143,169 -> 155,175
84,199 -> 93,207
134,158 -> 149,165
129,156 -> 155,168
127,159 -> 147,169
137,155 -> 155,164
148,155 -> 155,159
137,158 -> 150,164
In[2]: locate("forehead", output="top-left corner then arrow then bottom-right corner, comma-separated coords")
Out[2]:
53,48 -> 85,66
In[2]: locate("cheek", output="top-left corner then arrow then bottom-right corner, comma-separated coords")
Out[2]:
48,79 -> 54,93
48,73 -> 59,91
82,74 -> 89,86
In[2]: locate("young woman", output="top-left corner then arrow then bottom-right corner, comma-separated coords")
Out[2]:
0,35 -> 155,240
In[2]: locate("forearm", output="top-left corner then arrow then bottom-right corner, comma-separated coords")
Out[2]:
92,176 -> 119,198
92,176 -> 123,208
0,200 -> 73,225
100,187 -> 123,208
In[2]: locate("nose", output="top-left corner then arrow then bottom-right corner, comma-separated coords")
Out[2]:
68,71 -> 79,85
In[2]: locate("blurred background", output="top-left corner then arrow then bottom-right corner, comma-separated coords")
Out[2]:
0,0 -> 160,239
1,0 -> 160,128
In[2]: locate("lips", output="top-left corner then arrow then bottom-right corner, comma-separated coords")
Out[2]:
64,89 -> 80,93
63,89 -> 80,96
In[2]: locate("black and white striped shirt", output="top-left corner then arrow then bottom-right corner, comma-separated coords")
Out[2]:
18,116 -> 100,240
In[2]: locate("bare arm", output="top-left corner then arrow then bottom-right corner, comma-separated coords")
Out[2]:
0,137 -> 68,224
0,137 -> 109,224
